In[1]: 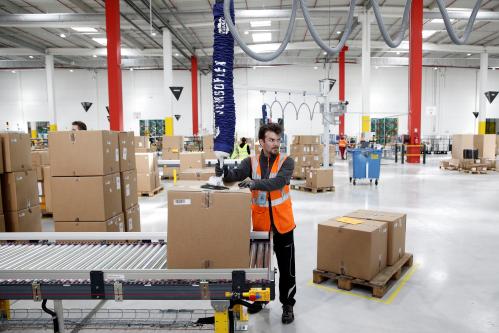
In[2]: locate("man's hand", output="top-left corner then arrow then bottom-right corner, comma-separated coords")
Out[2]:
238,178 -> 254,189
215,162 -> 227,177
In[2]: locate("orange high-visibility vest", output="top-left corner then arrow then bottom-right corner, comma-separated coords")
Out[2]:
250,154 -> 295,234
339,139 -> 347,148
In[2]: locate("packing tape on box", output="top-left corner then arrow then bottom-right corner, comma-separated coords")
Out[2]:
336,217 -> 364,225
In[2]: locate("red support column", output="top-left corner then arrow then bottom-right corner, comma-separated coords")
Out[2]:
191,56 -> 199,135
339,46 -> 348,137
407,0 -> 423,163
105,0 -> 123,131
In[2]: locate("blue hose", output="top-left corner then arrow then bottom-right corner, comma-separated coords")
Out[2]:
212,0 -> 236,155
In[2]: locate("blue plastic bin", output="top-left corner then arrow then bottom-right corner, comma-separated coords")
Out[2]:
348,148 -> 381,185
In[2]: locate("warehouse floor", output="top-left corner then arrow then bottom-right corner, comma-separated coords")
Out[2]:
8,157 -> 499,333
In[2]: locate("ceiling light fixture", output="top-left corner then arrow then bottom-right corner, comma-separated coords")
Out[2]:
336,31 -> 341,35
92,38 -> 107,46
467,53 -> 472,56
396,51 -> 401,55
71,27 -> 97,33
29,55 -> 34,59
174,53 -> 180,57
244,30 -> 249,35
252,32 -> 272,43
130,68 -> 134,71
92,54 -> 97,58
250,20 -> 271,28
151,32 -> 157,36
433,67 -> 438,70
11,70 -> 16,74
323,51 -> 327,55
314,66 -> 318,70
69,69 -> 74,73
59,33 -> 67,38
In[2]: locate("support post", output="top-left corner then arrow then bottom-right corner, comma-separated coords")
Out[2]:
191,56 -> 199,135
163,28 -> 174,136
53,300 -> 65,333
407,0 -> 423,163
45,55 -> 57,132
339,46 -> 348,137
361,8 -> 371,136
212,300 -> 231,333
105,0 -> 124,131
478,52 -> 488,134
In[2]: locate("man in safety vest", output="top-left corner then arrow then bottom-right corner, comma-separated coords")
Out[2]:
215,123 -> 296,324
338,135 -> 347,160
231,137 -> 251,159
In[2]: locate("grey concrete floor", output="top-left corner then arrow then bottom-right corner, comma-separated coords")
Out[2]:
6,157 -> 499,332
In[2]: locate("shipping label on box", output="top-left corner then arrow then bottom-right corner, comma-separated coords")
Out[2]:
118,132 -> 136,172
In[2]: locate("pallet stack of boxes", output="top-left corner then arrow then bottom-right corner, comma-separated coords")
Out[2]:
178,152 -> 215,181
50,130 -> 124,232
118,132 -> 141,232
162,135 -> 183,179
447,134 -> 497,171
31,150 -> 51,215
136,152 -> 160,194
316,210 -> 407,282
0,132 -> 41,232
290,135 -> 322,179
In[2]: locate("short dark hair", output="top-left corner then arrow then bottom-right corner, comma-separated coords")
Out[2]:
258,123 -> 282,141
72,121 -> 87,130
241,137 -> 247,144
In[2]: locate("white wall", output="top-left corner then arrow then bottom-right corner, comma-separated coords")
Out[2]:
1,64 -> 498,137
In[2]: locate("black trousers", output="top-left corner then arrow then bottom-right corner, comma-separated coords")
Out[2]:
273,229 -> 296,306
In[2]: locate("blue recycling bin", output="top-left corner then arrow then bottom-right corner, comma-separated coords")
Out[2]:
348,148 -> 382,185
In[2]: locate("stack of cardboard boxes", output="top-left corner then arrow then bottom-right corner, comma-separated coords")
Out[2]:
290,135 -> 323,179
134,136 -> 151,152
317,210 -> 407,281
448,134 -> 497,170
118,132 -> 141,232
0,132 -> 41,232
136,152 -> 161,193
31,150 -> 51,214
162,135 -> 183,179
178,152 -> 215,181
50,131 -> 124,232
167,182 -> 251,268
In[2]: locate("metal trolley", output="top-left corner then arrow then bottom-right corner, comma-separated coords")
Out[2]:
348,148 -> 382,186
0,232 -> 275,333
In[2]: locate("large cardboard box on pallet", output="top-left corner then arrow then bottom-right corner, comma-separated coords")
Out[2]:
135,152 -> 157,173
120,169 -> 138,210
52,174 -> 122,221
0,132 -> 31,172
306,168 -> 333,189
317,217 -> 388,281
473,134 -> 496,160
124,204 -> 141,232
167,182 -> 251,269
55,213 -> 125,232
451,134 -> 474,160
118,132 -> 136,172
202,135 -> 214,149
134,136 -> 150,149
2,170 -> 38,212
179,168 -> 215,181
345,210 -> 406,266
49,131 -> 119,176
293,166 -> 309,179
0,214 -> 5,232
5,206 -> 41,232
179,152 -> 205,171
163,135 -> 184,151
292,135 -> 320,145
137,172 -> 157,192
42,166 -> 52,213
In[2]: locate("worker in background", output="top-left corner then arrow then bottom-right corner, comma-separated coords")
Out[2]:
231,137 -> 251,159
216,123 -> 296,324
71,121 -> 87,131
338,135 -> 347,160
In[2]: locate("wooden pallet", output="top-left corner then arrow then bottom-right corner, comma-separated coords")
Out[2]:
440,165 -> 458,171
313,253 -> 413,298
41,211 -> 53,217
291,184 -> 335,193
138,186 -> 164,197
161,176 -> 174,180
459,167 -> 487,174
292,177 -> 306,180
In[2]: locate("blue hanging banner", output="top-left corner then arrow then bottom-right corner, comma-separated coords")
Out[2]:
212,0 -> 235,155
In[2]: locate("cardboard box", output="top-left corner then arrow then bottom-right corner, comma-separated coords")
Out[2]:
118,132 -> 136,172
42,166 -> 52,213
2,170 -> 38,212
31,150 -> 50,167
134,136 -> 150,149
292,135 -> 320,145
49,131 -> 119,176
474,134 -> 496,159
0,141 -> 3,174
203,135 -> 214,149
55,213 -> 125,232
137,172 -> 157,192
35,166 -> 43,181
120,169 -> 138,210
310,144 -> 324,155
5,206 -> 41,232
0,132 -> 32,172
451,134 -> 474,159
204,149 -> 217,160
294,154 -> 322,168
167,182 -> 251,269
135,152 -> 157,173
306,168 -> 333,188
290,144 -> 311,155
0,214 -> 4,232
162,150 -> 180,160
179,168 -> 215,181
124,204 -> 141,232
52,173 -> 122,222
496,135 -> 499,155
180,152 -> 205,171
162,166 -> 178,178
317,217 -> 388,281
293,166 -> 309,179
154,169 -> 161,189
345,210 -> 406,266
163,135 -> 184,151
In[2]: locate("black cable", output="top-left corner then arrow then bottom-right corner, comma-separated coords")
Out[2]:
41,299 -> 60,333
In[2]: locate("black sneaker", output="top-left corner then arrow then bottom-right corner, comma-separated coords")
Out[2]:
281,305 -> 294,324
247,302 -> 263,314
